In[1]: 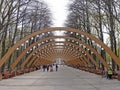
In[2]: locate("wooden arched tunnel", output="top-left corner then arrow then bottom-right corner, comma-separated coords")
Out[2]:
0,27 -> 120,80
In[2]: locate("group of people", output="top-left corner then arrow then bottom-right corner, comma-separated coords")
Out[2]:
102,68 -> 113,79
42,64 -> 58,72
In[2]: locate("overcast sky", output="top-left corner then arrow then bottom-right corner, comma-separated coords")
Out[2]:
43,0 -> 70,27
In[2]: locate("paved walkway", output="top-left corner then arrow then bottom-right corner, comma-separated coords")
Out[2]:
0,66 -> 120,90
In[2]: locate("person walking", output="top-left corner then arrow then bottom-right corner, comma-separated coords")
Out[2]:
47,65 -> 49,72
105,69 -> 108,79
108,68 -> 113,79
42,65 -> 46,72
50,65 -> 53,72
102,69 -> 105,78
55,64 -> 58,71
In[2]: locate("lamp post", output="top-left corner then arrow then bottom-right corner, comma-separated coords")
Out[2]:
0,66 -> 2,80
16,48 -> 19,56
16,48 -> 19,69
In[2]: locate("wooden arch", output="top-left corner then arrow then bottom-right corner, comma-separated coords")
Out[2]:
9,35 -> 109,69
0,27 -> 120,70
21,43 -> 93,68
22,41 -> 99,68
32,46 -> 95,68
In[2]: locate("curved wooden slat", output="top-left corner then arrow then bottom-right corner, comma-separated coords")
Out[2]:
0,27 -> 119,69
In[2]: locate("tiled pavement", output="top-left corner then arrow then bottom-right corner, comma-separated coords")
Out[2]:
0,66 -> 120,90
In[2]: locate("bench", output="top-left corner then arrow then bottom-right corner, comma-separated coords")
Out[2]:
3,71 -> 12,79
24,69 -> 29,73
11,71 -> 16,77
112,72 -> 118,79
16,70 -> 23,75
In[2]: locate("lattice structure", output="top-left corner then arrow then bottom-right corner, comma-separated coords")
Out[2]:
0,27 -> 120,80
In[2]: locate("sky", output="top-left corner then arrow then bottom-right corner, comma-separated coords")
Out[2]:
43,0 -> 70,27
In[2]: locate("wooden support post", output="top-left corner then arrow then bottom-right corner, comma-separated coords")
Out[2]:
0,74 -> 2,80
118,74 -> 120,80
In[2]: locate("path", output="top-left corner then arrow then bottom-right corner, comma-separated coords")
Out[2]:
0,66 -> 120,90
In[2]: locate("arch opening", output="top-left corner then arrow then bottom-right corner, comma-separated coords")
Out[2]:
0,27 -> 120,74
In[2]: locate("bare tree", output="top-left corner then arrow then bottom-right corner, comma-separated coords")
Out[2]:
65,0 -> 120,70
0,0 -> 52,72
